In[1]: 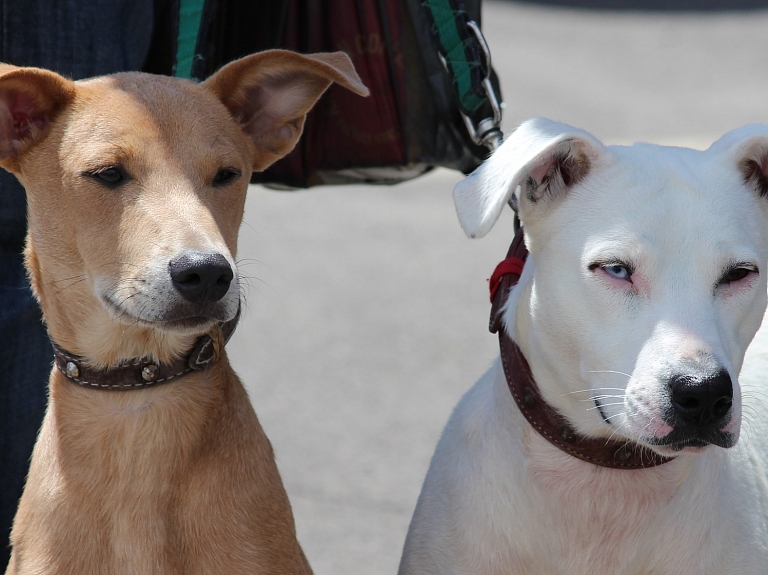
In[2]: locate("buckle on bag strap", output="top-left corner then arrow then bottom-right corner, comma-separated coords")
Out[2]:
423,0 -> 504,151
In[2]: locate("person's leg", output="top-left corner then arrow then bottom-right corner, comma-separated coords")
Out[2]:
0,178 -> 51,566
0,1 -> 154,568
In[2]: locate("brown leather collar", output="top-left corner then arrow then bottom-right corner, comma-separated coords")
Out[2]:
52,308 -> 240,391
490,228 -> 674,469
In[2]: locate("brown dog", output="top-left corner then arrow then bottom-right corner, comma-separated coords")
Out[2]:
0,51 -> 367,574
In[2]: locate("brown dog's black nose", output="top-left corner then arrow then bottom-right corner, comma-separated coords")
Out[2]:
169,251 -> 233,304
669,369 -> 733,428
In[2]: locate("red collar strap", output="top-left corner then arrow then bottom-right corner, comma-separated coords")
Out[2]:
490,227 -> 674,469
488,226 -> 529,333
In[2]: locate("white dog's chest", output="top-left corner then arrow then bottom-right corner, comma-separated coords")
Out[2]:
401,366 -> 765,575
516,388 -> 764,575
520,471 -> 705,573
522,437 -> 679,573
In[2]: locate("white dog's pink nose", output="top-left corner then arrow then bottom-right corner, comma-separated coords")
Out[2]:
669,370 -> 733,428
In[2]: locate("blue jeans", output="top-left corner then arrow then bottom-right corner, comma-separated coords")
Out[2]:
0,1 -> 154,568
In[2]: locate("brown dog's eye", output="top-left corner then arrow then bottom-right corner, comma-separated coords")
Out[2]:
86,167 -> 127,187
213,169 -> 240,187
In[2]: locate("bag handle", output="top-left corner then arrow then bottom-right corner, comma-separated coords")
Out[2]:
173,0 -> 208,80
422,0 -> 503,151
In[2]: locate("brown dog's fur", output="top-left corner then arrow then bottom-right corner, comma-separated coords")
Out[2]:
0,51 -> 367,574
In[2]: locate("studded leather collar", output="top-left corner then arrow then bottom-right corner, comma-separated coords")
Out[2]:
490,228 -> 674,469
52,308 -> 240,391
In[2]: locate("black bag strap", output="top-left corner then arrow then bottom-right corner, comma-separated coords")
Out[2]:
422,0 -> 503,151
142,0 -> 215,81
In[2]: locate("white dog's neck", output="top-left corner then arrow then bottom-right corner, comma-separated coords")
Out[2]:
486,362 -> 733,575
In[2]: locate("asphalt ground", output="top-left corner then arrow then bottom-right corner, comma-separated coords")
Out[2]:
227,3 -> 768,574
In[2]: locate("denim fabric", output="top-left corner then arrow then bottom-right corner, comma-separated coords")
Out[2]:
0,247 -> 51,568
0,1 -> 154,568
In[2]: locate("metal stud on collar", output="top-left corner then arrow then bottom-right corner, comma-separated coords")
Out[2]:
66,361 -> 80,379
614,446 -> 633,461
559,425 -> 576,444
141,364 -> 159,382
523,388 -> 536,408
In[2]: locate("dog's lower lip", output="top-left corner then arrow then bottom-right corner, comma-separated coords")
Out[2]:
640,438 -> 710,457
668,439 -> 709,451
102,296 -> 224,330
129,314 -> 217,331
647,428 -> 736,452
156,316 -> 215,329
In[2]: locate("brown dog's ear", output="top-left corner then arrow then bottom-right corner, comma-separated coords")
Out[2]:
0,65 -> 75,172
203,50 -> 369,172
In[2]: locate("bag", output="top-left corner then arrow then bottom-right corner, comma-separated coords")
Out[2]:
143,0 -> 503,188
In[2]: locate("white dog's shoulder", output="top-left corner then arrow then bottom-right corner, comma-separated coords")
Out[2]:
400,362 -> 534,575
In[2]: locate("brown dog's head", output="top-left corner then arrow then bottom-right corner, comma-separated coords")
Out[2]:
0,52 -> 367,367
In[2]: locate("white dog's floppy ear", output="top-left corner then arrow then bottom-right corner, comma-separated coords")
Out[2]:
708,124 -> 768,198
453,118 -> 604,238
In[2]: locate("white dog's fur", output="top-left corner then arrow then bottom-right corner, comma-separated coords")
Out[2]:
399,118 -> 768,575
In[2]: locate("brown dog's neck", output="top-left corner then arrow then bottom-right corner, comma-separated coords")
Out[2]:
52,320 -> 199,368
50,312 -> 239,391
46,358 -> 235,483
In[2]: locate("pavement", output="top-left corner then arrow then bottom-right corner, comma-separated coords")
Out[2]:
226,3 -> 768,574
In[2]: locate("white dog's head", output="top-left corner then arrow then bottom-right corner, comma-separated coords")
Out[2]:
455,118 -> 768,455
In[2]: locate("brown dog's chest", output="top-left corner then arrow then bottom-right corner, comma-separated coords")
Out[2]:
8,367 -> 311,575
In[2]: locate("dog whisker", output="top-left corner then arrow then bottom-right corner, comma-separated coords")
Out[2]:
239,292 -> 252,317
237,274 -> 268,296
560,387 -> 625,397
741,409 -> 768,441
235,257 -> 266,267
52,277 -> 88,295
637,417 -> 658,441
602,422 -> 631,447
578,394 -> 626,402
587,370 -> 632,379
586,402 -> 625,411
239,219 -> 261,235
46,273 -> 87,286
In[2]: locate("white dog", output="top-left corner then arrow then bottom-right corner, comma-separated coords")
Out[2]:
399,118 -> 768,575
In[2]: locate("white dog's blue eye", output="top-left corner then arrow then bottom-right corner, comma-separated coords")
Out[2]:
604,264 -> 630,280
